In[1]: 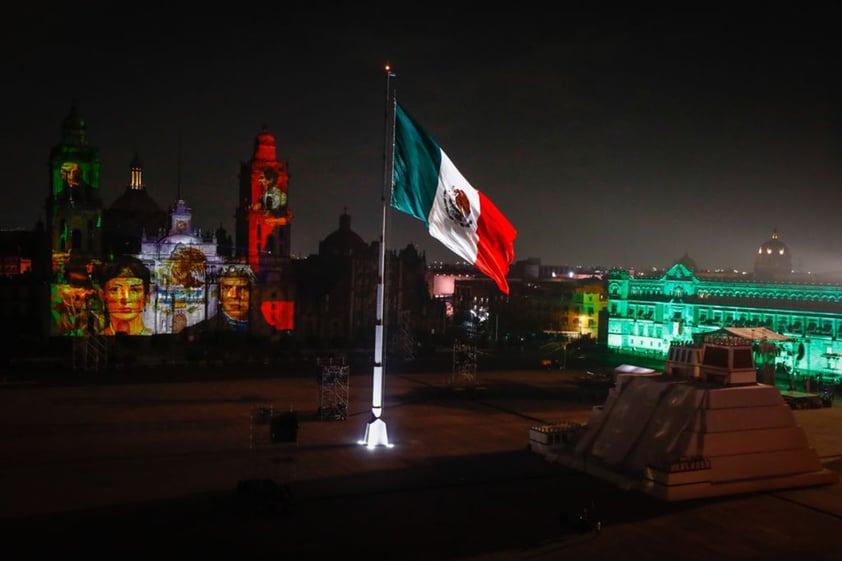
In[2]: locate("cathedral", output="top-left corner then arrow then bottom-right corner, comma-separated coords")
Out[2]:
37,106 -> 437,351
44,107 -> 297,339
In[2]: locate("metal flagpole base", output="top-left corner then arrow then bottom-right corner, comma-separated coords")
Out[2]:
359,415 -> 392,448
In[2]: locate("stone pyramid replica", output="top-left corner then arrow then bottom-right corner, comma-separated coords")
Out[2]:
531,334 -> 838,501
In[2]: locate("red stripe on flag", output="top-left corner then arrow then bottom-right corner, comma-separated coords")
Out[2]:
474,192 -> 517,294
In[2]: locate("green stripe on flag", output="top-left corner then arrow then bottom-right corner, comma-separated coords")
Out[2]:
392,104 -> 441,224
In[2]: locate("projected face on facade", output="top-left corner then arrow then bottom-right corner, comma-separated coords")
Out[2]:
256,167 -> 287,215
257,167 -> 277,193
100,257 -> 151,335
61,162 -> 81,185
52,282 -> 98,336
58,162 -> 87,203
220,272 -> 251,327
55,159 -> 101,209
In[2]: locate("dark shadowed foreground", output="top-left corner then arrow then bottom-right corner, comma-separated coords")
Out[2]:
1,365 -> 841,560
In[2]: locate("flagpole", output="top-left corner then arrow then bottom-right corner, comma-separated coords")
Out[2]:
360,63 -> 396,448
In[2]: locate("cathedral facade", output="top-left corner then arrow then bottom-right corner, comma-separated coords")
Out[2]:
46,109 -> 293,338
40,107 -> 436,349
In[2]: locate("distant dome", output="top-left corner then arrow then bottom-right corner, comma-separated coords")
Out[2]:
754,228 -> 791,279
319,212 -> 369,258
109,189 -> 163,213
103,184 -> 168,255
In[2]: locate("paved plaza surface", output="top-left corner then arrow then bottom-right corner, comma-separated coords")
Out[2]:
1,363 -> 841,559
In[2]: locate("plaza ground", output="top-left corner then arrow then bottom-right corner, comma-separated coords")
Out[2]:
1,361 -> 841,559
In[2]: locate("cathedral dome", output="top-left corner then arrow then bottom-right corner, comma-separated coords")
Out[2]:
319,212 -> 369,258
102,155 -> 168,254
754,228 -> 791,279
109,188 -> 163,213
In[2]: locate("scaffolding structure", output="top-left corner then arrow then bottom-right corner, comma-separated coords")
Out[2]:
450,340 -> 478,387
71,334 -> 108,372
318,357 -> 349,420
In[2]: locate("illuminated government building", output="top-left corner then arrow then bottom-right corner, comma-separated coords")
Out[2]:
604,230 -> 842,383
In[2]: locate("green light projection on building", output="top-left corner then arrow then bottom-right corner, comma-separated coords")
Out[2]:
606,263 -> 842,385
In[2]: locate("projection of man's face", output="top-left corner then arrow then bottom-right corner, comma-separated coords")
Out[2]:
221,275 -> 250,321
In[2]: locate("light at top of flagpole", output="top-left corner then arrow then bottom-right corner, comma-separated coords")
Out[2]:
385,63 -> 395,77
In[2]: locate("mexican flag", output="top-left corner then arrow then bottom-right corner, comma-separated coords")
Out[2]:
391,103 -> 517,294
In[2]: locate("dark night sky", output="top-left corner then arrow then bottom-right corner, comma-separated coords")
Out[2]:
2,7 -> 840,274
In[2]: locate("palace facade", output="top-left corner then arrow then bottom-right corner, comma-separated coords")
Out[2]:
605,246 -> 842,383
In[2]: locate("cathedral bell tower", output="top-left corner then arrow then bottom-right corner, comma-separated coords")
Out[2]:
46,105 -> 104,280
235,125 -> 293,275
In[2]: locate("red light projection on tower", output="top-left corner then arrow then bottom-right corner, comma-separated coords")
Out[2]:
260,300 -> 294,330
246,127 -> 293,272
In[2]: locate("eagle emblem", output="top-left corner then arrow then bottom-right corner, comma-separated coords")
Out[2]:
443,186 -> 473,228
